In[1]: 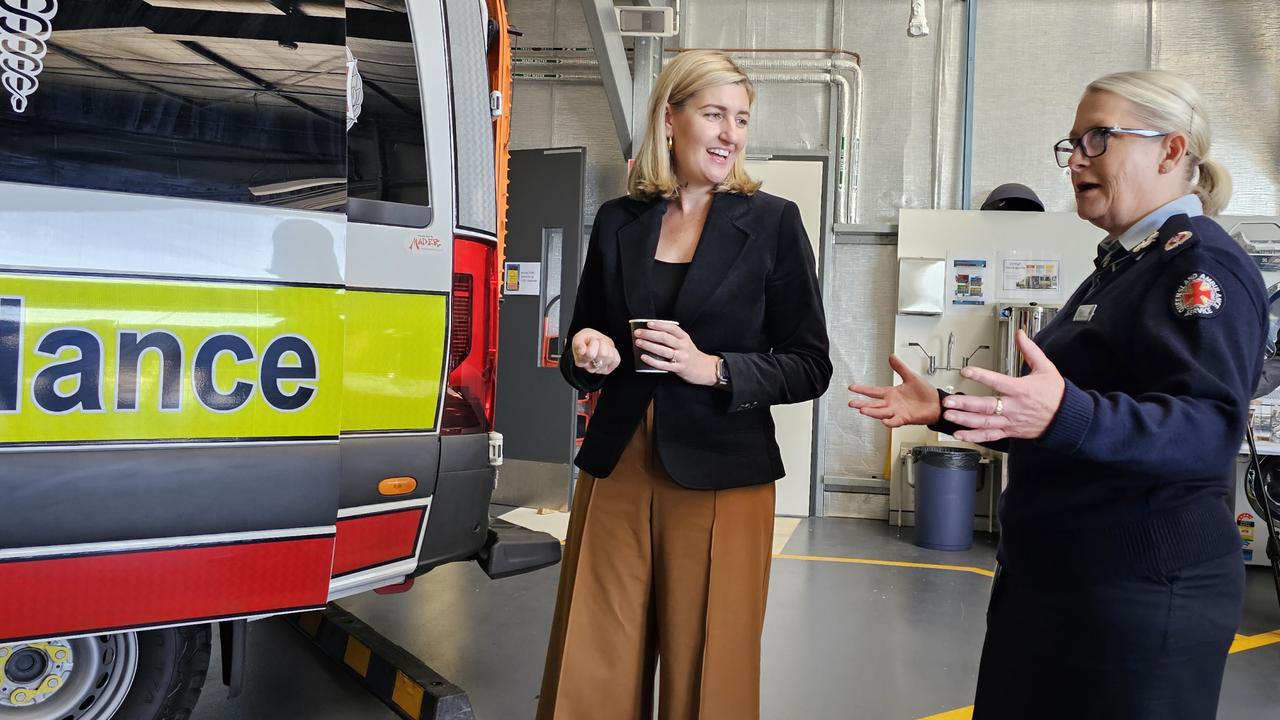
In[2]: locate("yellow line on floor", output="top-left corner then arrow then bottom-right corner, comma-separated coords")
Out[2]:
1230,629 -> 1280,654
917,707 -> 973,720
915,629 -> 1280,720
772,553 -> 996,578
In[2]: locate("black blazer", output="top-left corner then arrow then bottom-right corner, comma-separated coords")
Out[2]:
560,190 -> 832,490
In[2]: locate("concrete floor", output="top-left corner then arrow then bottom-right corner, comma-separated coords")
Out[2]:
191,518 -> 1280,719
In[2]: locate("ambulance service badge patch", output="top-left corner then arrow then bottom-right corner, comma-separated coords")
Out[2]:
1173,273 -> 1223,318
1164,230 -> 1193,252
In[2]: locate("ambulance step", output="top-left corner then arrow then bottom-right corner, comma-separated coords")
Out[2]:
475,518 -> 562,580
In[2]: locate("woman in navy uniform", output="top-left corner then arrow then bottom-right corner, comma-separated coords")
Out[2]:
851,70 -> 1266,718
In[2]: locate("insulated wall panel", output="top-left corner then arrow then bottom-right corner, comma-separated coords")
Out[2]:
549,84 -> 628,216
1153,0 -> 1279,215
684,0 -> 833,50
823,243 -> 897,480
749,82 -> 831,156
824,0 -> 966,223
971,0 -> 1148,213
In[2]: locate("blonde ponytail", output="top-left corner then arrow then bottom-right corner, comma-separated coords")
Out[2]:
1193,156 -> 1232,216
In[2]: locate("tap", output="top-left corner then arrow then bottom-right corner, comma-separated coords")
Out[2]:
908,342 -> 937,375
914,335 -> 989,375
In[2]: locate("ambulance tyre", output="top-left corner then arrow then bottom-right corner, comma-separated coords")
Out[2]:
0,626 -> 208,720
113,625 -> 212,720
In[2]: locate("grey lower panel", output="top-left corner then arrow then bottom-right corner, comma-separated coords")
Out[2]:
492,459 -> 571,511
1,443 -> 340,549
438,432 -> 489,473
339,434 -> 440,508
410,432 -> 498,572
416,467 -> 494,573
823,491 -> 889,520
887,510 -> 996,530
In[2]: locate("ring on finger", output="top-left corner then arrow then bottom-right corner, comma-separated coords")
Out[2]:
993,396 -> 1004,416
589,359 -> 600,369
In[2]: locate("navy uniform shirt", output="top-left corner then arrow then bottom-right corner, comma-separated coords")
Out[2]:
942,196 -> 1267,581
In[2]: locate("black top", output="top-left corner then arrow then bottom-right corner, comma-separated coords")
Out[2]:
559,191 -> 832,490
651,260 -> 690,320
932,213 -> 1266,582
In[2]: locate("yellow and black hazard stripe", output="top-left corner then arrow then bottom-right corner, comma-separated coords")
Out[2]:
291,605 -> 472,720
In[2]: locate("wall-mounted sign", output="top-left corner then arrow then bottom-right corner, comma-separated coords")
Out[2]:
950,258 -> 988,306
504,262 -> 541,296
998,254 -> 1062,301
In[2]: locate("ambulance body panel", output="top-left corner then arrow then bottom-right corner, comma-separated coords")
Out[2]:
0,0 -> 543,672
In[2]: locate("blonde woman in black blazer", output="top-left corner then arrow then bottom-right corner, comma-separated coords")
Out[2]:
537,50 -> 831,720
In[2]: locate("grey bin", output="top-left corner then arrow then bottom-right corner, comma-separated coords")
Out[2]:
911,446 -> 982,551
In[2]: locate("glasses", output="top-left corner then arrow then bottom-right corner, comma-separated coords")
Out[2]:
1053,127 -> 1169,168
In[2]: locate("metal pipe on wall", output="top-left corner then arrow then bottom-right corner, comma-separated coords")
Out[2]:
513,72 -> 602,83
816,0 -> 847,517
747,62 -> 860,224
742,67 -> 859,225
742,62 -> 862,225
742,68 -> 860,224
666,46 -> 862,64
511,57 -> 603,70
512,56 -> 600,65
960,0 -> 977,209
931,0 -> 949,209
513,52 -> 865,224
510,46 -> 597,53
671,49 -> 864,223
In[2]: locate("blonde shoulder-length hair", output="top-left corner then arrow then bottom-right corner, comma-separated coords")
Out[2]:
627,49 -> 761,200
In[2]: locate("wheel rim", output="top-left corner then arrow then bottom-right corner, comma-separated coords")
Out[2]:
0,633 -> 138,720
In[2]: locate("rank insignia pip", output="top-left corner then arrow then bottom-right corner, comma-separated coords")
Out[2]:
1164,230 -> 1193,252
1173,272 -> 1223,318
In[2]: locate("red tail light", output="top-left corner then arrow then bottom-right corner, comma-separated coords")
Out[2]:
443,236 -> 499,434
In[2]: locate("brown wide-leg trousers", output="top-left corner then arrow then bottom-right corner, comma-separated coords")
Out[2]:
537,405 -> 775,720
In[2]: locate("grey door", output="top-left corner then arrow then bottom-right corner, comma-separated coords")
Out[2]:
493,147 -> 586,510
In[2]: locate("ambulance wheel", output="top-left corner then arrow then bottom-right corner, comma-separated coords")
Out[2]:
0,625 -> 210,720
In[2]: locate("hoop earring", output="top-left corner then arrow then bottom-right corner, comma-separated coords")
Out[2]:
667,136 -> 673,152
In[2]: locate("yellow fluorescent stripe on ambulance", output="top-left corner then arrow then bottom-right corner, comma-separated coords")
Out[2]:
0,274 -> 447,443
341,289 -> 448,434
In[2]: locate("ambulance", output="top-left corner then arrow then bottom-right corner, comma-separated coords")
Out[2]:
0,1 -> 554,717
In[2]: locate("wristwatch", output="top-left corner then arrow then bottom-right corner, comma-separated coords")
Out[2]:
714,356 -> 732,389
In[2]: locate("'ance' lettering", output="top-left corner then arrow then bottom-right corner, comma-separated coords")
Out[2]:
0,298 -> 320,415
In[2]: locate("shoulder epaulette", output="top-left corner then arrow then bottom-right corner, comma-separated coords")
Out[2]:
1158,215 -> 1200,263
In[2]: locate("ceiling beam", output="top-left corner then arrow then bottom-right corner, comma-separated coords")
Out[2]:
578,0 -> 633,159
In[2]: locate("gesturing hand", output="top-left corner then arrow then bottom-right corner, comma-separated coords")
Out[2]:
849,354 -> 942,428
939,330 -> 1065,443
633,322 -> 719,386
572,328 -> 621,375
